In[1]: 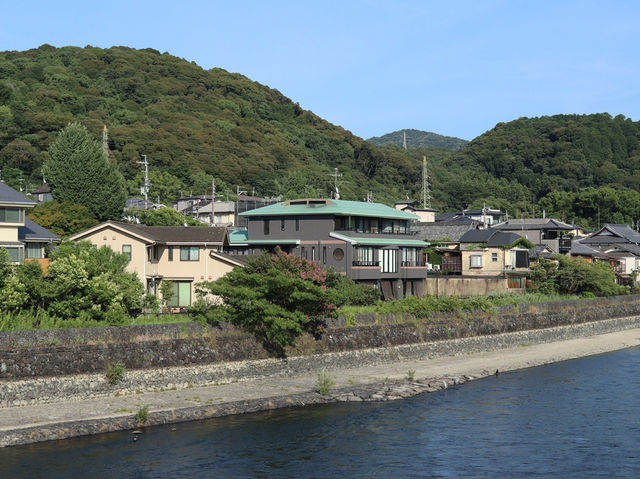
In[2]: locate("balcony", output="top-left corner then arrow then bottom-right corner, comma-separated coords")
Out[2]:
401,260 -> 425,267
352,260 -> 380,267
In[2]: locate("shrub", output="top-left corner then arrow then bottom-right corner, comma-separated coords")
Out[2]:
196,250 -> 338,356
135,404 -> 150,425
106,362 -> 126,385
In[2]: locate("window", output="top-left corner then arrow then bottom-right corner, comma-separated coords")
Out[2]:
380,219 -> 393,234
1,247 -> 22,262
295,218 -> 300,231
470,255 -> 483,268
301,246 -> 306,259
491,252 -> 498,263
322,246 -> 326,264
355,246 -> 377,266
381,249 -> 398,273
168,246 -> 173,261
311,246 -> 316,261
402,248 -> 418,266
263,219 -> 270,235
333,248 -> 344,261
0,207 -> 23,223
281,218 -> 286,231
180,246 -> 200,261
165,281 -> 192,307
147,245 -> 159,261
122,244 -> 132,261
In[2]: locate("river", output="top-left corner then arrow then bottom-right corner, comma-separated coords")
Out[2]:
2,347 -> 640,478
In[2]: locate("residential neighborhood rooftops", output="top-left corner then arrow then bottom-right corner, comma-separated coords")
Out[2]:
0,181 -> 37,206
239,198 -> 420,220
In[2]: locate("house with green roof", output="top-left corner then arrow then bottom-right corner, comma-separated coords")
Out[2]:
232,198 -> 429,299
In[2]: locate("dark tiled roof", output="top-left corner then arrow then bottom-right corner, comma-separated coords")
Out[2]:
487,232 -> 523,246
459,230 -> 524,247
459,229 -> 494,243
0,181 -> 37,206
19,218 -> 60,242
491,218 -> 575,231
32,183 -> 51,194
109,222 -> 227,244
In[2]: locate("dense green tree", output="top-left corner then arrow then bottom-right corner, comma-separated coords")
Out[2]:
530,257 -> 626,296
126,207 -> 207,226
28,200 -> 99,238
43,122 -> 126,221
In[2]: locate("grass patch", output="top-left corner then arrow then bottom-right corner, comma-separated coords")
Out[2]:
316,372 -> 335,395
135,404 -> 150,425
339,292 -> 582,323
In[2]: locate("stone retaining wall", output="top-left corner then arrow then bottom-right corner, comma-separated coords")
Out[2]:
2,315 -> 639,408
2,295 -> 640,380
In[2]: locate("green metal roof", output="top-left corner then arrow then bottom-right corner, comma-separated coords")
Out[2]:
330,232 -> 429,247
239,199 -> 419,220
229,230 -> 249,244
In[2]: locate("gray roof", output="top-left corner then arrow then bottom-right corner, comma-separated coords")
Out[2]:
583,224 -> 640,244
412,222 -> 477,242
459,229 -> 524,247
570,240 -> 609,258
0,181 -> 37,206
95,222 -> 227,244
609,243 -> 640,256
491,218 -> 574,231
18,218 -> 60,242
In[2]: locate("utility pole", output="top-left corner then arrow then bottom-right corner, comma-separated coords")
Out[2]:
210,179 -> 216,226
328,168 -> 342,200
136,155 -> 151,207
236,185 -> 247,226
421,156 -> 432,209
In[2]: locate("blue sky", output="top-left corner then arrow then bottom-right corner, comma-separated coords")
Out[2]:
2,1 -> 639,140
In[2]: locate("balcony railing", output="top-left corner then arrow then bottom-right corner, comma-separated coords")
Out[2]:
352,260 -> 380,267
401,260 -> 425,267
335,228 -> 417,236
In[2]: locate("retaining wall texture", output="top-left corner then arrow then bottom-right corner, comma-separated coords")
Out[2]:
2,295 -> 640,381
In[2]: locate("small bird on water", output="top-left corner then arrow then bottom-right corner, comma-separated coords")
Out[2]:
495,369 -> 499,376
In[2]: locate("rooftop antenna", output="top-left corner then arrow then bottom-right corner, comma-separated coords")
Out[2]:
366,191 -> 374,203
402,130 -> 407,149
136,155 -> 151,208
328,168 -> 343,200
210,179 -> 216,226
18,177 -> 24,192
421,156 -> 432,209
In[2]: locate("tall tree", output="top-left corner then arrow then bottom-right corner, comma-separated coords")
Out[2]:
43,122 -> 126,221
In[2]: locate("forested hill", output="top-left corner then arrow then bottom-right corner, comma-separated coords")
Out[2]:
435,113 -> 640,228
1,45 -> 639,228
0,45 -> 417,204
368,129 -> 468,150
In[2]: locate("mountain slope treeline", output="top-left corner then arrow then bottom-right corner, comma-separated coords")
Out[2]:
1,45 -> 639,228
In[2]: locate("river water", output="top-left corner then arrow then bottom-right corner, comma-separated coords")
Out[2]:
2,347 -> 640,478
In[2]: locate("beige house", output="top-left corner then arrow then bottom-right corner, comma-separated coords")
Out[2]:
0,181 -> 59,263
69,222 -> 245,307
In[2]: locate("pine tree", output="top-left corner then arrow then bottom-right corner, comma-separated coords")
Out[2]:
43,123 -> 126,221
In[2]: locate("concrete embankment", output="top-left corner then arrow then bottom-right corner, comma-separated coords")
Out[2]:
1,315 -> 640,447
